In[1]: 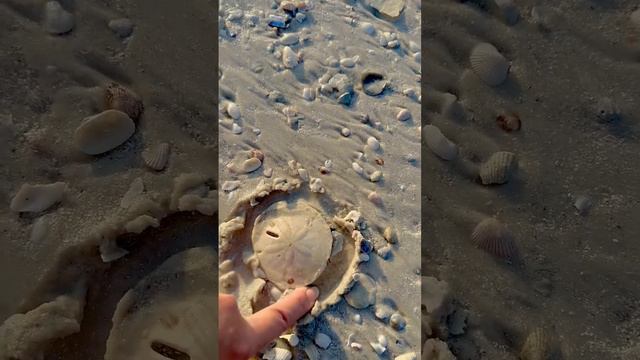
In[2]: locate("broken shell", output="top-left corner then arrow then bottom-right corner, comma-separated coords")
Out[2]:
367,136 -> 381,150
263,347 -> 292,360
10,182 -> 66,213
520,327 -> 552,360
74,110 -> 135,155
297,168 -> 310,182
281,334 -> 299,347
496,112 -> 521,132
479,151 -> 517,185
370,341 -> 386,355
226,102 -> 241,119
361,70 -> 388,96
377,334 -> 388,348
314,333 -> 331,349
241,157 -> 263,173
43,1 -> 74,35
282,46 -> 299,69
469,43 -> 510,86
396,109 -> 411,121
105,83 -> 144,120
350,342 -> 363,350
423,125 -> 458,161
309,177 -> 325,193
344,272 -> 376,309
143,142 -> 170,171
471,218 -> 518,260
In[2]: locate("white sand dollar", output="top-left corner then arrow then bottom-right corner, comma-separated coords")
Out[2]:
74,110 -> 135,155
252,200 -> 333,289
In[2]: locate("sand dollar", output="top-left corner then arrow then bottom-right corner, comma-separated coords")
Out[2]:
252,200 -> 333,289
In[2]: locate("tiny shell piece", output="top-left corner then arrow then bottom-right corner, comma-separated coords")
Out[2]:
469,43 -> 510,86
341,128 -> 351,137
281,334 -> 299,347
74,110 -> 135,155
143,142 -> 170,171
10,182 -> 66,213
352,162 -> 364,174
222,180 -> 241,192
314,333 -> 331,349
479,151 -> 517,185
370,342 -> 386,355
263,347 -> 292,360
350,342 -> 363,350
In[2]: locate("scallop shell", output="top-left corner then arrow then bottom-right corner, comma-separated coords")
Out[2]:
344,272 -> 376,309
74,110 -> 135,155
105,83 -> 144,120
520,327 -> 552,360
43,1 -> 74,35
479,151 -> 517,185
469,43 -> 510,86
143,142 -> 170,171
105,247 -> 216,360
10,182 -> 66,213
282,46 -> 299,69
423,125 -> 458,161
471,218 -> 517,260
252,200 -> 333,289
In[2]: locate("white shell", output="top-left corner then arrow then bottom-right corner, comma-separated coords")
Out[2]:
367,136 -> 380,150
280,334 -> 299,347
282,46 -> 299,69
74,110 -> 135,155
314,333 -> 331,349
377,334 -> 388,348
302,87 -> 316,101
341,127 -> 351,137
263,347 -> 292,360
469,43 -> 510,86
395,352 -> 417,360
10,182 -> 66,213
344,272 -> 376,309
43,1 -> 74,35
143,142 -> 170,171
226,102 -> 241,119
423,125 -> 458,161
241,157 -> 262,173
479,151 -> 517,185
252,200 -> 333,289
309,177 -> 325,193
369,170 -> 383,182
370,341 -> 387,355
471,218 -> 517,260
352,162 -> 364,174
396,109 -> 411,121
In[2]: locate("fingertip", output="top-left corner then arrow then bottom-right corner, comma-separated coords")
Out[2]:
305,286 -> 319,304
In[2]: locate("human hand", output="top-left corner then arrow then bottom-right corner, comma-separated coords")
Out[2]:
218,286 -> 319,360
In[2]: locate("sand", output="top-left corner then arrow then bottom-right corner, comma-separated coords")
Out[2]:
423,1 -> 640,359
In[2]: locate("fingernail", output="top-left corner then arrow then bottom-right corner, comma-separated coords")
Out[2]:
306,286 -> 319,302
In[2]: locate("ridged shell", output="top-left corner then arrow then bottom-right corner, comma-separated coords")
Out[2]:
471,218 -> 517,260
10,182 -> 66,213
252,200 -> 333,289
520,327 -> 552,360
423,125 -> 458,161
343,272 -> 376,309
479,151 -> 517,185
143,142 -> 170,171
105,82 -> 144,120
43,1 -> 74,35
469,43 -> 510,86
74,110 -> 135,155
282,46 -> 298,69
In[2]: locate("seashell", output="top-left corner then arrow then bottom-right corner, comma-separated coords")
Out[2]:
390,312 -> 406,331
74,110 -> 135,155
297,168 -> 309,182
361,70 -> 388,96
302,87 -> 316,101
368,191 -> 383,206
344,272 -> 376,309
143,142 -> 170,171
595,97 -> 620,123
252,200 -> 333,289
282,46 -> 299,69
395,352 -> 417,360
43,1 -> 74,35
423,125 -> 458,161
367,136 -> 380,150
574,195 -> 592,215
375,303 -> 393,321
263,347 -> 292,360
370,341 -> 386,355
241,157 -> 262,173
231,123 -> 242,134
469,43 -> 510,86
369,170 -> 382,183
309,177 -> 325,193
383,226 -> 397,244
314,332 -> 331,349
496,112 -> 521,132
350,342 -> 363,350
226,102 -> 241,119
352,162 -> 364,174
479,151 -> 517,185
353,313 -> 362,324
495,0 -> 520,25
222,180 -> 241,192
361,22 -> 375,35
105,83 -> 144,120
304,344 -> 320,360
10,182 -> 66,213
471,218 -> 517,260
341,127 -> 351,137
520,327 -> 552,360
340,57 -> 356,68
280,33 -> 299,46
396,109 -> 411,121
280,334 -> 299,347
108,18 -> 134,38
377,334 -> 388,348
386,40 -> 400,48
422,338 -> 456,360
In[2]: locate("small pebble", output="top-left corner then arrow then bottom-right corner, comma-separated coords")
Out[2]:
383,226 -> 397,244
108,18 -> 134,37
361,22 -> 375,35
341,128 -> 351,137
387,40 -> 400,48
574,195 -> 593,215
340,57 -> 356,68
353,313 -> 362,324
369,170 -> 382,182
314,333 -> 331,349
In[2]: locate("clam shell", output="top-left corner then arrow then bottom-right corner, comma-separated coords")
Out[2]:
367,136 -> 381,150
74,110 -> 135,155
226,102 -> 241,119
469,43 -> 510,86
520,327 -> 552,360
143,142 -> 170,171
479,151 -> 517,185
471,218 -> 517,260
423,125 -> 458,161
43,1 -> 74,35
241,157 -> 262,173
10,182 -> 66,213
282,46 -> 298,69
344,272 -> 376,309
105,83 -> 144,120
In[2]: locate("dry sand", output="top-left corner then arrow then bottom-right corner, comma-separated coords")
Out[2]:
423,1 -> 640,359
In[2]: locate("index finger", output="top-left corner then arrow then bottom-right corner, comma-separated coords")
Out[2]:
246,287 -> 318,350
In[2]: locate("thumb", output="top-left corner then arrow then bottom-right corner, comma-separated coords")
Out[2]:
245,286 -> 319,352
